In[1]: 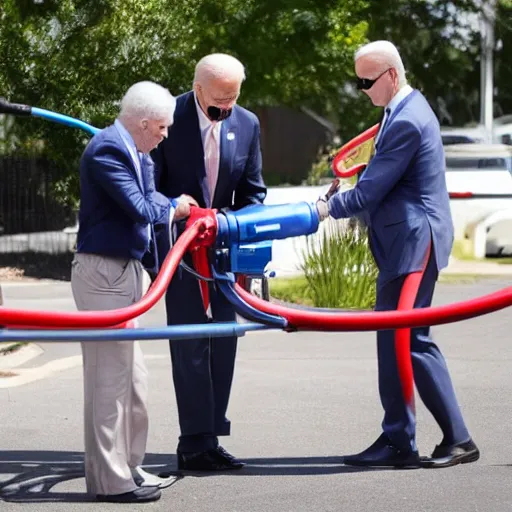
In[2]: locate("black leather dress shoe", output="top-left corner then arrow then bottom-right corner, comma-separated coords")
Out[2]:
343,434 -> 421,468
421,439 -> 480,468
96,486 -> 161,503
176,448 -> 244,471
216,446 -> 245,469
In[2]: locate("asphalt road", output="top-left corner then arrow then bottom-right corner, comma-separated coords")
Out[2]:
1,277 -> 512,511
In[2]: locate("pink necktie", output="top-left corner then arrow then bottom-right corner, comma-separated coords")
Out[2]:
205,124 -> 219,207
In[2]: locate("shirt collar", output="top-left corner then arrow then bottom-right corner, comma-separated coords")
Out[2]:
114,119 -> 138,151
194,91 -> 221,133
194,91 -> 213,132
114,118 -> 146,164
386,84 -> 413,116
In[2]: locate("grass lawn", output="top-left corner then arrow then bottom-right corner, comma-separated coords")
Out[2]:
269,275 -> 314,306
490,258 -> 512,265
268,272 -> 501,305
451,240 -> 512,265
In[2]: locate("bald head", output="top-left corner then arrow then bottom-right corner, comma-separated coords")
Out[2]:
194,53 -> 245,86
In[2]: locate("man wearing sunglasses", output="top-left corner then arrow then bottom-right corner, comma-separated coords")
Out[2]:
316,40 -> 479,469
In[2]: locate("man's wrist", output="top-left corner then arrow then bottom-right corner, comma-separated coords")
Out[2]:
316,198 -> 329,221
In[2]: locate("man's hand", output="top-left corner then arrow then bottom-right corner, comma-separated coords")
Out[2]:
314,178 -> 339,222
174,194 -> 199,221
325,178 -> 341,200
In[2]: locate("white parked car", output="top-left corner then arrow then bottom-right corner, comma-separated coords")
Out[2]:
445,143 -> 512,255
441,116 -> 512,146
441,126 -> 485,145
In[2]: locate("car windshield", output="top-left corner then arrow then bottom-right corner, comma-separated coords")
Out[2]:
442,135 -> 478,145
446,156 -> 512,173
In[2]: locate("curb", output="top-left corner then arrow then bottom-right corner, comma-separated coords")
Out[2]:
0,343 -> 44,371
0,342 -> 21,354
0,354 -> 82,389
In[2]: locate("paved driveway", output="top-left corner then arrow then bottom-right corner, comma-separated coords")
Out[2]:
0,278 -> 512,511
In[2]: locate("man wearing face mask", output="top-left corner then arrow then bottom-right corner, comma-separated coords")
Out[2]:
152,53 -> 266,471
316,41 -> 479,469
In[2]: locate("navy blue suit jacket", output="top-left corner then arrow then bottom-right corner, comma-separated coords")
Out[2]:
328,90 -> 454,283
76,124 -> 171,264
152,91 -> 267,261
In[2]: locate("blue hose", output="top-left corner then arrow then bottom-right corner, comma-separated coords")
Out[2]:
0,322 -> 274,343
31,107 -> 100,136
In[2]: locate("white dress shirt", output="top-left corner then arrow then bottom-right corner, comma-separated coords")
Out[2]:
375,84 -> 414,146
194,92 -> 222,205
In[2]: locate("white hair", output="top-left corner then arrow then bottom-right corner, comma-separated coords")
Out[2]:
119,81 -> 176,121
355,40 -> 407,88
193,53 -> 245,86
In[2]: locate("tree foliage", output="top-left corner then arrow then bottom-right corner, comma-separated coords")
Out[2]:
494,0 -> 512,118
0,0 -> 369,200
358,0 -> 512,133
1,0 -> 512,200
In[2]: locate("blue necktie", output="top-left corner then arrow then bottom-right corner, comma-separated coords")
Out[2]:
139,154 -> 152,239
138,153 -> 148,191
376,107 -> 391,147
139,154 -> 160,272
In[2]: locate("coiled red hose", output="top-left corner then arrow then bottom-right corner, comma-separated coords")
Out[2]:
234,282 -> 512,331
0,220 -> 205,328
1,211 -> 511,334
331,124 -> 379,178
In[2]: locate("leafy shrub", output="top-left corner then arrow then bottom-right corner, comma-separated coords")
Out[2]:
300,218 -> 377,309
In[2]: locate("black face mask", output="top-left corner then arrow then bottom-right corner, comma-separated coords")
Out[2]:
207,106 -> 232,121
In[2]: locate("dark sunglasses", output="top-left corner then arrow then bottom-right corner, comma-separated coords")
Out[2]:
356,68 -> 391,90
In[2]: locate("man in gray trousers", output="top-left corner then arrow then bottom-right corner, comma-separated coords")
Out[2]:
71,81 -> 196,503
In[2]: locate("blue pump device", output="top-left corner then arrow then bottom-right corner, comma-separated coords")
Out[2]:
215,202 -> 320,276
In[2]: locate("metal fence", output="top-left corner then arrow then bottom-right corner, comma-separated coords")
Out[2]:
0,155 -> 76,255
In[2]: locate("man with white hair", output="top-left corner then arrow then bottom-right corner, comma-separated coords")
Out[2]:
316,41 -> 479,469
152,53 -> 266,472
72,81 -> 191,502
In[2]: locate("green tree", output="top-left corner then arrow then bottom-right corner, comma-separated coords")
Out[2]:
0,0 -> 202,202
3,0 -> 509,199
495,0 -> 512,119
0,0 -> 369,202
355,0 -> 512,133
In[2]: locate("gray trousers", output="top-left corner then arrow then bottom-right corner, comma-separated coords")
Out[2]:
71,253 -> 151,496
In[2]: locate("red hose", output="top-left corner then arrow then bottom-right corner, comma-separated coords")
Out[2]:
394,245 -> 431,412
331,123 -> 379,178
449,192 -> 473,199
395,269 -> 423,413
1,208 -> 512,334
0,221 -> 205,328
233,283 -> 512,331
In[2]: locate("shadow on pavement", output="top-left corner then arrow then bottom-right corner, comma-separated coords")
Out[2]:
0,451 -> 175,503
0,450 -> 396,503
174,455 -> 396,478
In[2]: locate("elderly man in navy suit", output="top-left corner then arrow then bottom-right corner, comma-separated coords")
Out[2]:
71,81 -> 192,503
152,53 -> 266,471
316,41 -> 479,469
